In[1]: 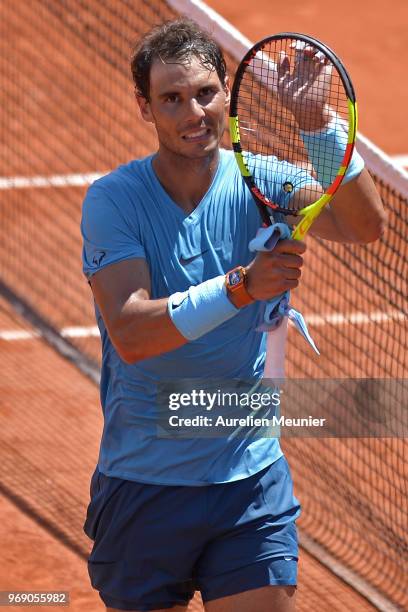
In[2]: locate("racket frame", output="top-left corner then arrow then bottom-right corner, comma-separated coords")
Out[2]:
229,32 -> 358,234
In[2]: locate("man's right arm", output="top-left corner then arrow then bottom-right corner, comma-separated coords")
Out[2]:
90,258 -> 187,364
90,239 -> 305,364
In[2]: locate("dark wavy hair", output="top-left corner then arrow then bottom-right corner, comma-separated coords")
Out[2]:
131,18 -> 227,100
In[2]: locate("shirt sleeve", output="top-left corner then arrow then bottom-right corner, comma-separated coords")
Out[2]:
246,153 -> 319,210
81,182 -> 146,279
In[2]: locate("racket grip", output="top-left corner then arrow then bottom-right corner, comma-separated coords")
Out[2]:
263,318 -> 288,379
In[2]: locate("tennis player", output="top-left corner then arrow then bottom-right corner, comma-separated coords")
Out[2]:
81,18 -> 385,612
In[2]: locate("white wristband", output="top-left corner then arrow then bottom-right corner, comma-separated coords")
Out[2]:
168,276 -> 240,341
300,115 -> 365,188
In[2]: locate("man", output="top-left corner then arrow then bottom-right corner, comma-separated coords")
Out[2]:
82,18 -> 385,612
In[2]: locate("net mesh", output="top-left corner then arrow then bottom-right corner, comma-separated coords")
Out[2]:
0,1 -> 406,610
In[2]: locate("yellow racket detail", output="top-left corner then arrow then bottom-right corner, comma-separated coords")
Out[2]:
292,97 -> 358,240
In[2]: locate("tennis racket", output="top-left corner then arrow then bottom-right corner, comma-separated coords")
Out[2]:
229,33 -> 358,377
229,32 -> 357,234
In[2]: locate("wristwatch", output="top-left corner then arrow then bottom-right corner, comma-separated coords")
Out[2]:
225,266 -> 254,308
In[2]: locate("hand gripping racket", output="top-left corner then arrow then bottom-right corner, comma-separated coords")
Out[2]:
229,32 -> 358,235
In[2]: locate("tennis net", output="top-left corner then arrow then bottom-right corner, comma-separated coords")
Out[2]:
0,0 -> 406,610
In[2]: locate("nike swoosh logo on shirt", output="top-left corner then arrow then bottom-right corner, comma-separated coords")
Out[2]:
179,249 -> 209,265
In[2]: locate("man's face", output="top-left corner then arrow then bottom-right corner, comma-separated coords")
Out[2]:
137,55 -> 230,159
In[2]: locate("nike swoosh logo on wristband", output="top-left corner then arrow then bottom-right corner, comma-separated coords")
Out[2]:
171,295 -> 188,310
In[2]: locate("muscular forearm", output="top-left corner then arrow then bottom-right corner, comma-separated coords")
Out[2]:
110,295 -> 187,364
91,241 -> 307,365
107,274 -> 241,363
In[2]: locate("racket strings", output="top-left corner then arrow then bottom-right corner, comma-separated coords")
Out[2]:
235,37 -> 350,213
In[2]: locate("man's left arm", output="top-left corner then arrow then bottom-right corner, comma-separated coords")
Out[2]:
276,46 -> 386,245
307,168 -> 386,243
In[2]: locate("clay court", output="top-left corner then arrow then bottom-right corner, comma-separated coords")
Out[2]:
0,1 -> 407,611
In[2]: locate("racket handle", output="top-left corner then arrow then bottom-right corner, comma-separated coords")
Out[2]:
263,318 -> 288,379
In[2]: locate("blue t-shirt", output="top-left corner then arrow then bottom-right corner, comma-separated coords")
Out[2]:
81,149 -> 310,485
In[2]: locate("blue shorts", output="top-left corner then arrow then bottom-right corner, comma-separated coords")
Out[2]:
84,455 -> 301,611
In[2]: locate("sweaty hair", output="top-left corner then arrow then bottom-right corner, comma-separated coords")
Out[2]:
131,18 -> 227,100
